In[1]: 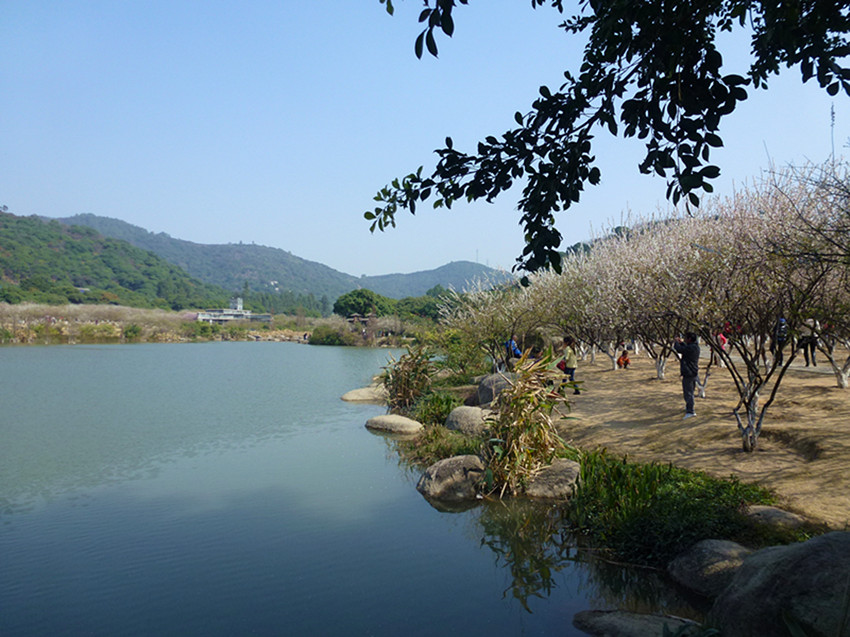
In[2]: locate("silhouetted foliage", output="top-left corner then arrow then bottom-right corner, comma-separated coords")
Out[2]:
369,1 -> 850,275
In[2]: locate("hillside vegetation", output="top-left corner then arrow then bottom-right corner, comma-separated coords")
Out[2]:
0,212 -> 228,309
57,214 -> 509,300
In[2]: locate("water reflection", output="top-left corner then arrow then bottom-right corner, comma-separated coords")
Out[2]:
447,497 -> 706,620
477,498 -> 578,611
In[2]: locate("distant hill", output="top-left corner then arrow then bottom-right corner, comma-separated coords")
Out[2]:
0,212 -> 228,309
357,261 -> 504,299
57,214 -> 511,300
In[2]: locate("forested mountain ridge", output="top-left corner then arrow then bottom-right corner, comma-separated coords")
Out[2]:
57,214 -> 510,300
0,212 -> 229,309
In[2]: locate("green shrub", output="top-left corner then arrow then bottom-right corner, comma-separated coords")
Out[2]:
408,391 -> 462,426
123,324 -> 142,340
395,425 -> 485,469
78,323 -> 121,342
183,321 -> 221,339
308,324 -> 359,346
426,327 -> 492,384
567,449 -> 776,566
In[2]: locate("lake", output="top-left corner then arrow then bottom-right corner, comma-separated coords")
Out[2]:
0,342 -> 701,636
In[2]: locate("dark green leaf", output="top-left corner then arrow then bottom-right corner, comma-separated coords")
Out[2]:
701,165 -> 720,179
441,13 -> 454,36
426,29 -> 438,56
705,133 -> 723,147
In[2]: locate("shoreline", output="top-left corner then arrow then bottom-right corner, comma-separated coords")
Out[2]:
0,302 -> 313,345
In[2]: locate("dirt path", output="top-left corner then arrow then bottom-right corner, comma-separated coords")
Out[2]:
554,354 -> 850,530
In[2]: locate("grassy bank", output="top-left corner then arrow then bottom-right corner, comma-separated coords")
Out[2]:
0,302 -> 424,346
396,425 -> 823,566
0,303 -> 313,345
383,352 -> 826,568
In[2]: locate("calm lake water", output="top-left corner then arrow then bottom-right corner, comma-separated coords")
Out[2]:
0,342 -> 701,636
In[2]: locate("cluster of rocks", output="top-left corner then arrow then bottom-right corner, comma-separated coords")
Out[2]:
247,329 -> 310,343
357,372 -> 850,636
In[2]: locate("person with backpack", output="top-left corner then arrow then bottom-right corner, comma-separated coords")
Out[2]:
772,317 -> 789,365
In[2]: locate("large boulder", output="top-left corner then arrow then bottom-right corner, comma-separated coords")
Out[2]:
342,384 -> 387,403
416,455 -> 485,502
573,610 -> 698,637
477,373 -> 515,406
444,406 -> 489,436
525,458 -> 581,499
667,539 -> 753,598
746,504 -> 807,529
708,531 -> 850,637
365,414 -> 423,435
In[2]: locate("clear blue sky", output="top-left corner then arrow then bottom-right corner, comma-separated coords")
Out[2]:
2,1 -> 846,276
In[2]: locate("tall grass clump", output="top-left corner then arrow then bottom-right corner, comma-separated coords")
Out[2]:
484,352 -> 571,496
567,449 -> 777,566
382,344 -> 436,412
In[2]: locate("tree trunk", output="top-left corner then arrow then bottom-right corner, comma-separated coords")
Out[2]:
820,350 -> 850,389
655,357 -> 667,380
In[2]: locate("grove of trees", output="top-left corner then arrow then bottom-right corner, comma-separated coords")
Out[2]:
438,162 -> 850,452
333,285 -> 448,320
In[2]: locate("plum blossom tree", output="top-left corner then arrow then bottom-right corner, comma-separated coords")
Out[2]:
598,218 -> 704,380
439,278 -> 542,371
520,170 -> 834,451
665,186 -> 831,451
762,162 -> 850,387
528,246 -> 630,370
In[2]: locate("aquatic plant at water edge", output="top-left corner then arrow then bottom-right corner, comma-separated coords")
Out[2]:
485,351 -> 570,496
382,344 -> 436,412
407,391 -> 462,426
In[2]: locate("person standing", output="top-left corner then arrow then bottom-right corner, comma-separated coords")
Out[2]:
673,332 -> 700,419
502,334 -> 523,370
560,336 -> 581,394
799,318 -> 819,367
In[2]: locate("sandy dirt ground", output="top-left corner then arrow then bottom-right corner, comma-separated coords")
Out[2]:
554,353 -> 850,530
